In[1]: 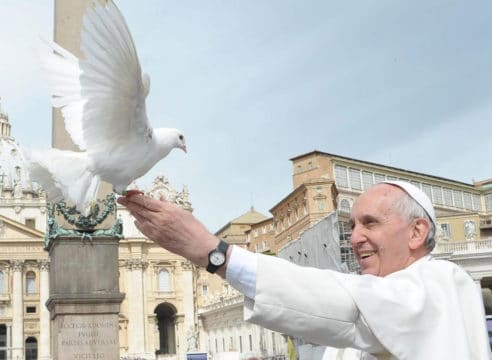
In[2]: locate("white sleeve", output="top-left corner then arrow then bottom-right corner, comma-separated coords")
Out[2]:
244,253 -> 385,353
225,245 -> 257,299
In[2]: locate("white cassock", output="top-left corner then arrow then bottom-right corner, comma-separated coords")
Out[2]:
227,247 -> 491,360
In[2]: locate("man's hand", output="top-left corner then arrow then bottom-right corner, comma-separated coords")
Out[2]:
117,194 -> 219,268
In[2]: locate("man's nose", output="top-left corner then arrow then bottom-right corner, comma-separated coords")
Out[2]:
349,225 -> 365,246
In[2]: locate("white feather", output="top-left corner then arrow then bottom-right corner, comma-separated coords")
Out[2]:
23,148 -> 100,215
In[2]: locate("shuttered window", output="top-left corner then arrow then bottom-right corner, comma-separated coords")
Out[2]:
26,272 -> 36,294
159,269 -> 170,292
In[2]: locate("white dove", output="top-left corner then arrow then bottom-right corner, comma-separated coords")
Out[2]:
24,0 -> 186,215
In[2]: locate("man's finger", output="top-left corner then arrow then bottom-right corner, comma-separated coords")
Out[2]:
134,220 -> 156,242
130,210 -> 148,224
119,194 -> 164,212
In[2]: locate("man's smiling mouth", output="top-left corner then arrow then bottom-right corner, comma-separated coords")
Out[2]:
359,251 -> 377,259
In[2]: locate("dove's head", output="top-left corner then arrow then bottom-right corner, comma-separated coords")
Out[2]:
154,128 -> 187,154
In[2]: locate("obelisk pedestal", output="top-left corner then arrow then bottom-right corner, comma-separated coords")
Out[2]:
46,230 -> 124,360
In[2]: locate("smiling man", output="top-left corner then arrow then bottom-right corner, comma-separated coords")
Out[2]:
118,181 -> 491,359
350,181 -> 435,277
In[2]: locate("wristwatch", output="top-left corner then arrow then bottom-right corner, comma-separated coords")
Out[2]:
206,240 -> 230,273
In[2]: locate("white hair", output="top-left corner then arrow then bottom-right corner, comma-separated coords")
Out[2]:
393,192 -> 436,252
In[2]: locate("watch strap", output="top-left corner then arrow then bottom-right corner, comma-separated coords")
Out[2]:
206,240 -> 230,273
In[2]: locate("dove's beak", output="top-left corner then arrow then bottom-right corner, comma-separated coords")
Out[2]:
181,144 -> 187,153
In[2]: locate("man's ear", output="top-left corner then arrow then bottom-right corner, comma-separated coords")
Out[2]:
409,218 -> 430,250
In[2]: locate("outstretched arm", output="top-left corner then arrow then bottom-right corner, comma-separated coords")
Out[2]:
117,194 -> 384,352
117,194 -> 231,278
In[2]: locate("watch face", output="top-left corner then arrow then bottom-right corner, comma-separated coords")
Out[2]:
210,251 -> 226,266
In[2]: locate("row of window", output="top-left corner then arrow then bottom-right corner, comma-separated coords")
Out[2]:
0,325 -> 37,359
210,334 -> 253,353
274,205 -> 308,234
252,223 -> 274,238
122,268 -> 172,294
334,165 -> 485,211
208,332 -> 280,354
0,271 -> 37,295
296,161 -> 314,173
486,194 -> 492,212
270,188 -> 331,235
253,241 -> 269,253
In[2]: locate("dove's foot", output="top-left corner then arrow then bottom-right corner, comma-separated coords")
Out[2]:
122,189 -> 144,197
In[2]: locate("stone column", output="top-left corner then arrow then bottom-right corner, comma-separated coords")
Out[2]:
126,259 -> 146,355
11,260 -> 24,359
39,260 -> 51,360
182,260 -> 197,353
175,314 -> 184,356
6,323 -> 11,360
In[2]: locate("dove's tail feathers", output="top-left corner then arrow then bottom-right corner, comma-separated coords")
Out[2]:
23,148 -> 100,215
38,39 -> 87,151
21,147 -> 64,202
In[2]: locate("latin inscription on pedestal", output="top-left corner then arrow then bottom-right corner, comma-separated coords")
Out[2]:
56,314 -> 119,360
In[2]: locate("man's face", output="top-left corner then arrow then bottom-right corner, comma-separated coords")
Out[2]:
349,184 -> 414,277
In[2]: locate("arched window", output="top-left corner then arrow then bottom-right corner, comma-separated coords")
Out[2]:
26,271 -> 36,294
154,303 -> 177,355
158,270 -> 170,292
0,271 -> 4,294
25,337 -> 37,360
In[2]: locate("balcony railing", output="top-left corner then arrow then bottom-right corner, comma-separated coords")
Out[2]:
433,238 -> 492,254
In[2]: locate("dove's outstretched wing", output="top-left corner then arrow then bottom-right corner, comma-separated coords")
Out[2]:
41,0 -> 151,158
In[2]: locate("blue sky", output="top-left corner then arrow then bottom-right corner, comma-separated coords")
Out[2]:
1,1 -> 492,232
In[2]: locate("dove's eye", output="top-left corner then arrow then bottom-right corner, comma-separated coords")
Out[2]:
179,135 -> 184,141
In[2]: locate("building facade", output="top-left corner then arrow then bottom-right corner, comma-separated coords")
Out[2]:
0,96 -> 490,358
198,288 -> 287,360
0,105 -> 204,359
202,150 -> 492,360
245,218 -> 275,255
196,209 -> 289,360
117,176 -> 198,359
0,103 -> 290,360
269,150 -> 492,311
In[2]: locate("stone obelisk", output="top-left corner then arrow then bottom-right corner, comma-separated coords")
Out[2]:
47,1 -> 124,359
